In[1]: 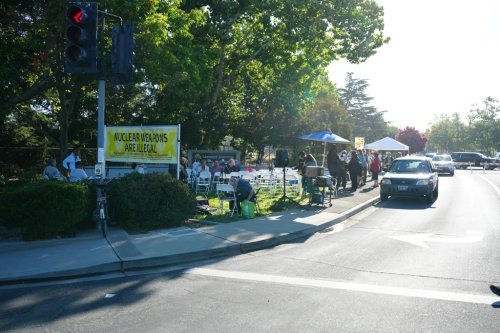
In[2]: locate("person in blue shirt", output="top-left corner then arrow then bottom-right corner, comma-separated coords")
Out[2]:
229,177 -> 255,213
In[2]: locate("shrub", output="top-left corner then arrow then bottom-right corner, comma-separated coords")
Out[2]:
107,172 -> 196,230
0,181 -> 90,240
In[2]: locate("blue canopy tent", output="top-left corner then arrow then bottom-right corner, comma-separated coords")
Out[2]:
297,130 -> 351,166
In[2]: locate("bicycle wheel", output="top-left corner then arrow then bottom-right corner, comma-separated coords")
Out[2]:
99,202 -> 107,237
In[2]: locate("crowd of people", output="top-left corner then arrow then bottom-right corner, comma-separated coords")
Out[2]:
297,148 -> 403,196
43,147 -> 404,208
42,146 -> 88,182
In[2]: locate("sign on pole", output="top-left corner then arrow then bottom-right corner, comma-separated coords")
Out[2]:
105,125 -> 179,163
355,137 -> 365,150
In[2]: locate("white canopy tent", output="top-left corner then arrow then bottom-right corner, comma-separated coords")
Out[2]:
364,137 -> 409,152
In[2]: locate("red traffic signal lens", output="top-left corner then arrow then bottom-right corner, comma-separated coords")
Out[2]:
67,5 -> 87,24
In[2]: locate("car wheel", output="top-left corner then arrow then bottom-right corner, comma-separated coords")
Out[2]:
380,193 -> 388,201
450,171 -> 454,176
433,184 -> 439,198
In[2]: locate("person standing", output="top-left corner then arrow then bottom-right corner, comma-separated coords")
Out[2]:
296,151 -> 306,175
326,146 -> 341,188
192,154 -> 202,174
338,150 -> 349,190
301,153 -> 317,197
348,150 -> 362,192
62,146 -> 81,177
371,152 -> 381,188
363,149 -> 370,185
357,149 -> 366,186
327,146 -> 340,177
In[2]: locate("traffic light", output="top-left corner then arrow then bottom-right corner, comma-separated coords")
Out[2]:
112,24 -> 134,84
65,2 -> 98,73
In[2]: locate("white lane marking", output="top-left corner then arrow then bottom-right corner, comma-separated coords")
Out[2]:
185,268 -> 499,306
390,231 -> 483,248
478,174 -> 500,197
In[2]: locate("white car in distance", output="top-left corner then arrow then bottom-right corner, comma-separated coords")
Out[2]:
432,154 -> 455,176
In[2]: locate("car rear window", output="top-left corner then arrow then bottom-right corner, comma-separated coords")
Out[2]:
390,160 -> 430,173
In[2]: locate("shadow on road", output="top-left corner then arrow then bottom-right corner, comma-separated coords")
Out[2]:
374,197 -> 435,210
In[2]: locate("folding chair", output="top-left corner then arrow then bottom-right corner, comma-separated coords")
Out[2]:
186,168 -> 195,188
216,184 -> 238,216
210,171 -> 222,192
196,171 -> 212,198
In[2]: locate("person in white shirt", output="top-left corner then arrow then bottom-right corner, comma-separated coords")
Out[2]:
62,146 -> 81,176
70,161 -> 88,182
192,154 -> 202,174
42,159 -> 66,181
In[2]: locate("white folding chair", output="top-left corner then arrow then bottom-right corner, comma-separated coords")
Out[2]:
242,173 -> 258,188
196,171 -> 212,197
216,184 -> 238,216
210,171 -> 222,191
285,174 -> 300,196
259,173 -> 276,198
186,168 -> 195,187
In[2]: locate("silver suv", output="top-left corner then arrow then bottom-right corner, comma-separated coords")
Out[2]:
431,154 -> 455,176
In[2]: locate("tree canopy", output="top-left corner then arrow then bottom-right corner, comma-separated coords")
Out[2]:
0,0 -> 390,176
396,126 -> 427,154
426,97 -> 500,155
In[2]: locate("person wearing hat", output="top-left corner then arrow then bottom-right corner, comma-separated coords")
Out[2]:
229,177 -> 255,213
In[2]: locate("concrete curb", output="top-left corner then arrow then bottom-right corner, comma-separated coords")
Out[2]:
0,196 -> 380,285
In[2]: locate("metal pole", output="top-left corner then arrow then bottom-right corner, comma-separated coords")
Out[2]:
177,124 -> 181,179
97,11 -> 106,178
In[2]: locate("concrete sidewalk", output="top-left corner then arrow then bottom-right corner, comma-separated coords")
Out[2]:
0,186 -> 380,284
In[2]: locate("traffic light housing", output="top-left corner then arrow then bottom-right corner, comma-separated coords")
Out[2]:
65,2 -> 98,73
112,24 -> 135,84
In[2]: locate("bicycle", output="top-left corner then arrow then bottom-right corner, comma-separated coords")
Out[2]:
95,180 -> 109,237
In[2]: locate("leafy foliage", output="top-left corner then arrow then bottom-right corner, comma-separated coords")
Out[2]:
107,172 -> 197,230
0,0 -> 390,176
0,181 -> 90,240
337,72 -> 390,141
426,97 -> 500,154
396,126 -> 427,154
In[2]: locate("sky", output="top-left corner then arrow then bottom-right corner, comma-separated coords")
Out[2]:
327,0 -> 500,132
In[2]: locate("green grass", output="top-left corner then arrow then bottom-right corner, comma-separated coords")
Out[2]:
193,189 -> 309,223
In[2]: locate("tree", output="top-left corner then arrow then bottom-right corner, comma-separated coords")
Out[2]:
426,113 -> 468,153
337,72 -> 389,142
467,97 -> 500,155
0,0 -> 390,177
396,126 -> 427,154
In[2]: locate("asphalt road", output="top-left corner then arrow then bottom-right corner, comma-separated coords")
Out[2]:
1,169 -> 499,332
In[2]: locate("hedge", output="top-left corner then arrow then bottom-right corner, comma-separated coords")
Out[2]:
107,172 -> 197,230
0,181 -> 90,240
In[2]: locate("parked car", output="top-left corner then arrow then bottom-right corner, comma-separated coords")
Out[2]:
450,152 -> 500,170
380,156 -> 438,203
431,154 -> 455,176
